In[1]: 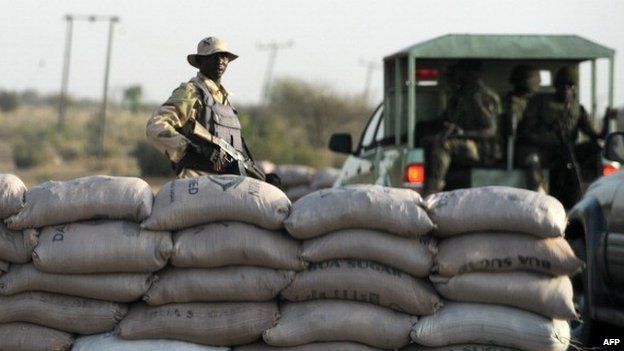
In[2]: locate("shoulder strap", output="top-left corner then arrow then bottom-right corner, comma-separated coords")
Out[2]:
189,77 -> 216,107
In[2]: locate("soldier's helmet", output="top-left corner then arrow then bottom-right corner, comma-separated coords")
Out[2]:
509,65 -> 539,86
554,66 -> 578,87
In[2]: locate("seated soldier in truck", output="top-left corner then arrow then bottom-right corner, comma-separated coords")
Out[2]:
423,59 -> 502,195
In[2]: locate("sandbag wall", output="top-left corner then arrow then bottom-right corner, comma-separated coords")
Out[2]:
0,175 -> 164,350
406,186 -> 581,351
1,172 -> 582,351
272,164 -> 340,201
0,175 -> 76,351
115,175 -> 294,348
238,186 -> 440,350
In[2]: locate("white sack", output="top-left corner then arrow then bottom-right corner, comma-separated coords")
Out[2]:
410,302 -> 570,351
6,176 -> 153,229
142,175 -> 290,231
72,332 -> 230,351
0,223 -> 36,263
0,173 -> 26,218
424,186 -> 566,237
285,185 -> 433,239
431,272 -> 577,319
301,230 -> 436,278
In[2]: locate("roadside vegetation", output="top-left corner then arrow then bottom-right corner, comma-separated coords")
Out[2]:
0,79 -> 373,187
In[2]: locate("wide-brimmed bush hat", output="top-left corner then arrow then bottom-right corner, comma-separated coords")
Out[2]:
187,37 -> 238,68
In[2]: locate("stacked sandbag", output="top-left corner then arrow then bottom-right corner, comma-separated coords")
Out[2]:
259,185 -> 435,350
0,176 -> 162,350
0,175 -> 72,350
0,322 -> 74,351
272,165 -> 339,201
309,167 -> 340,190
413,186 -> 579,351
234,341 -> 385,350
274,164 -> 315,189
0,173 -> 26,219
72,332 -> 229,351
409,303 -> 570,351
0,173 -> 28,274
5,175 -> 153,230
274,164 -> 316,201
120,175 -> 291,347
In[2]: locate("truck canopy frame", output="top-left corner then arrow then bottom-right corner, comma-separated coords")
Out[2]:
383,34 -> 616,148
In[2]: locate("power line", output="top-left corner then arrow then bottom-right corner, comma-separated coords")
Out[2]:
257,40 -> 294,104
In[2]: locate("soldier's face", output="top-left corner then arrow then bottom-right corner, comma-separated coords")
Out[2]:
556,83 -> 576,102
522,72 -> 541,94
199,53 -> 230,80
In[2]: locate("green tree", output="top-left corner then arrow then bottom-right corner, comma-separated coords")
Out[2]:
0,90 -> 20,112
123,85 -> 143,114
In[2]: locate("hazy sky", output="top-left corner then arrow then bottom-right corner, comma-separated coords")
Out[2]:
1,0 -> 623,106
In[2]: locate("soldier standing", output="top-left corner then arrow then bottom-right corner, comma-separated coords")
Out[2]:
516,66 -> 602,205
423,60 -> 502,194
502,65 -> 541,168
146,37 -> 269,181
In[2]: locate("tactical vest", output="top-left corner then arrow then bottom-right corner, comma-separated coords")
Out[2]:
174,79 -> 245,174
192,78 -> 244,152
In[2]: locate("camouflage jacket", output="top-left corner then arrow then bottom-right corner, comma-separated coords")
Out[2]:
502,92 -> 531,137
146,73 -> 230,163
443,81 -> 502,161
444,81 -> 502,137
517,93 -> 600,148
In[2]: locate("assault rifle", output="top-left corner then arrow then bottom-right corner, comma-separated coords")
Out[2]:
180,120 -> 266,181
555,89 -> 584,198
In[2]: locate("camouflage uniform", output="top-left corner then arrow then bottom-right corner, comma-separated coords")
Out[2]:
516,93 -> 600,193
425,81 -> 502,193
502,93 -> 530,130
146,72 -> 233,178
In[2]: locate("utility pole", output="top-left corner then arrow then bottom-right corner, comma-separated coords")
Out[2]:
95,16 -> 119,159
257,40 -> 293,104
56,14 -> 120,157
359,59 -> 380,103
58,15 -> 74,130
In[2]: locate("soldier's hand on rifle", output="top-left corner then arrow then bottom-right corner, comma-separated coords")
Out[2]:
442,121 -> 464,138
188,142 -> 231,172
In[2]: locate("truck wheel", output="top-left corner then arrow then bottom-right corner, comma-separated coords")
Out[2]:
570,237 -> 592,344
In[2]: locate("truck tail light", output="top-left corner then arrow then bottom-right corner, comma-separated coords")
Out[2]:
603,164 -> 619,176
406,164 -> 425,185
416,69 -> 439,81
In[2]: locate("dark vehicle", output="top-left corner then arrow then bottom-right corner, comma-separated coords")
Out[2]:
567,132 -> 624,342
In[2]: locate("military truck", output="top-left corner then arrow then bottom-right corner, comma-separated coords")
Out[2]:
329,34 -> 617,202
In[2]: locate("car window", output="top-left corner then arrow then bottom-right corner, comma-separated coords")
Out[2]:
358,105 -> 383,151
375,116 -> 385,142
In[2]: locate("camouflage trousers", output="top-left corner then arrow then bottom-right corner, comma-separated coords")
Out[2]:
424,137 -> 480,194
